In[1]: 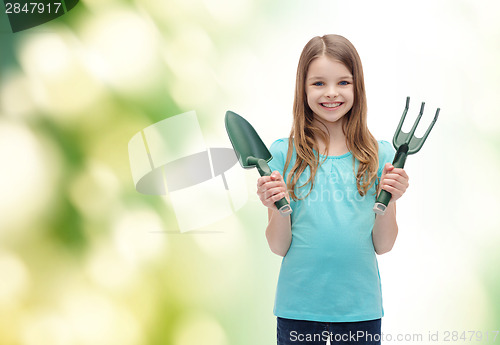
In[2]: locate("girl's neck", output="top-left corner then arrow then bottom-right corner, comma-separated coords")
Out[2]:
313,118 -> 348,156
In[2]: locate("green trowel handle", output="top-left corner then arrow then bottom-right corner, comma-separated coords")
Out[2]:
373,145 -> 408,215
252,158 -> 292,217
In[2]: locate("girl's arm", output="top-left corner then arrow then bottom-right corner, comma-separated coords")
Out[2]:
266,208 -> 292,257
257,171 -> 292,256
372,163 -> 409,255
372,202 -> 398,254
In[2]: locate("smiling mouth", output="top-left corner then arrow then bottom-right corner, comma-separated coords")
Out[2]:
321,102 -> 342,108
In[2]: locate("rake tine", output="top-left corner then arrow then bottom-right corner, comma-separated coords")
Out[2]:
393,97 -> 410,148
410,107 -> 440,153
405,102 -> 425,145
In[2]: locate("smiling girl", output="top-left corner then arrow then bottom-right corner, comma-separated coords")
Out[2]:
257,35 -> 409,345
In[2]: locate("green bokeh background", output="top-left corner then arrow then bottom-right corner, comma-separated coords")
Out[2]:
1,0 -> 499,344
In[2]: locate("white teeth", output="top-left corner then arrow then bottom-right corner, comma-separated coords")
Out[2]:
322,103 -> 342,108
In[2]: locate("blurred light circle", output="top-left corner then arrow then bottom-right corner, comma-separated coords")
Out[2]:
68,161 -> 120,219
20,311 -> 72,345
80,8 -> 162,94
61,290 -> 142,345
18,31 -> 71,79
0,252 -> 30,306
0,72 -> 36,119
85,242 -> 137,291
0,121 -> 59,237
17,30 -> 103,119
112,208 -> 167,264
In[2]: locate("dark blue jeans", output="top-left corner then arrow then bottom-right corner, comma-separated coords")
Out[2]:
277,317 -> 381,345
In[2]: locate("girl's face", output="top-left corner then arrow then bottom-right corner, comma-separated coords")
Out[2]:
305,55 -> 354,126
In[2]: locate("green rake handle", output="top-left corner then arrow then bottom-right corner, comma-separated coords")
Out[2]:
247,157 -> 292,216
373,144 -> 409,215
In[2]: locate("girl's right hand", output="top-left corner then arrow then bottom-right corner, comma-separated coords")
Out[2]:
256,171 -> 290,210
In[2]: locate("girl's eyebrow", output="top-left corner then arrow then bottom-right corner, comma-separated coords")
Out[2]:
307,75 -> 353,81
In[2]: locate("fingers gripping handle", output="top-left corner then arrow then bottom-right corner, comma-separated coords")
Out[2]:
253,158 -> 292,216
373,145 -> 408,215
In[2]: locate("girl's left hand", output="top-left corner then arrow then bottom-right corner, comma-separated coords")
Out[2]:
379,163 -> 409,203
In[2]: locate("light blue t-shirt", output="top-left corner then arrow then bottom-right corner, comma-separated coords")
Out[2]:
268,138 -> 395,322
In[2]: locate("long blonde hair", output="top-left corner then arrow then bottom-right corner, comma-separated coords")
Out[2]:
284,34 -> 379,200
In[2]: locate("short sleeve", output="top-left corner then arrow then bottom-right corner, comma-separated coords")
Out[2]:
268,138 -> 289,175
377,140 -> 395,177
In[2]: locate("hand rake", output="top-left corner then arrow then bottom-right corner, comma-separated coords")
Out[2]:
373,97 -> 440,215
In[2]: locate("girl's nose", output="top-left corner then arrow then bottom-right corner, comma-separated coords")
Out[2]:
325,86 -> 339,98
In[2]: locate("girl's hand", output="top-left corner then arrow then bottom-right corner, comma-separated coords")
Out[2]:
256,171 -> 290,210
379,163 -> 409,203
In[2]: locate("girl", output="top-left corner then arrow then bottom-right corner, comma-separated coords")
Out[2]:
256,35 -> 409,345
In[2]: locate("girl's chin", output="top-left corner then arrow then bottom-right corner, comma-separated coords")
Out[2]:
312,114 -> 346,126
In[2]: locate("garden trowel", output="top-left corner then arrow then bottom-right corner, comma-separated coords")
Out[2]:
225,111 -> 292,216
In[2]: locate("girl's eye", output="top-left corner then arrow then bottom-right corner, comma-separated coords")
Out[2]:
339,81 -> 349,85
313,81 -> 324,86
